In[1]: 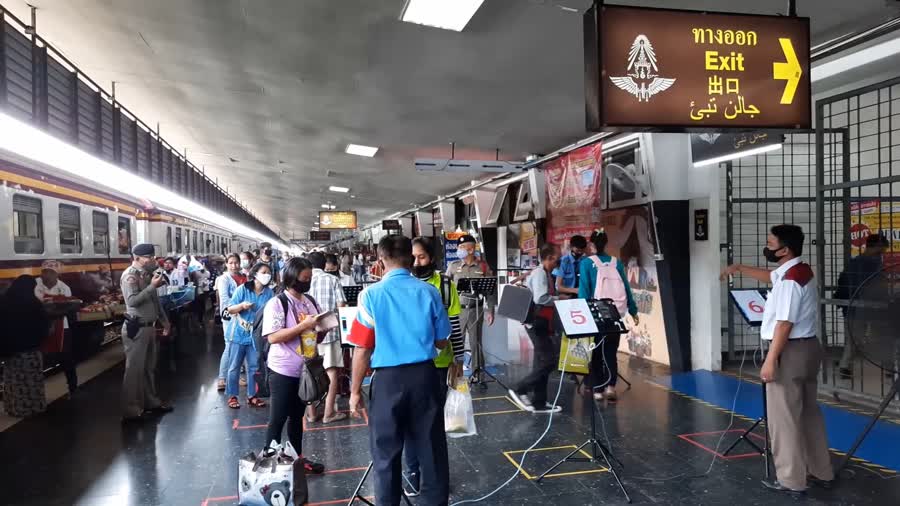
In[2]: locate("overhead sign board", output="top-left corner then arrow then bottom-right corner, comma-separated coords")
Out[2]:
318,211 -> 357,230
308,230 -> 331,241
382,219 -> 401,231
585,4 -> 811,131
690,132 -> 784,163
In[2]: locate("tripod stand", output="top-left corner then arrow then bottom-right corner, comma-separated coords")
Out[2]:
458,277 -> 506,391
536,335 -> 631,503
347,461 -> 414,506
721,381 -> 771,478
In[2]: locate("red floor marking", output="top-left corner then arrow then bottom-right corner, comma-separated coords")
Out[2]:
232,409 -> 369,431
677,429 -> 767,460
201,494 -> 373,506
309,497 -> 373,506
200,496 -> 237,506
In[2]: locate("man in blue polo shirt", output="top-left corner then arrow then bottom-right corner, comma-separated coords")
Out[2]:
348,235 -> 452,506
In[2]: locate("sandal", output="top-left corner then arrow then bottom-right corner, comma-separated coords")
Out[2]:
217,379 -> 226,391
227,396 -> 240,409
248,396 -> 266,408
323,412 -> 348,424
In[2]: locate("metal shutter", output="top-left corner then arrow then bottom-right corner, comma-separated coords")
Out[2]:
4,25 -> 33,121
149,136 -> 160,183
13,193 -> 41,213
100,99 -> 114,161
77,80 -> 99,152
59,203 -> 80,228
137,128 -> 150,179
46,57 -> 74,139
120,114 -> 136,169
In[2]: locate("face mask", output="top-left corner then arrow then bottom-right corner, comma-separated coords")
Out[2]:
292,280 -> 311,293
572,252 -> 583,260
240,260 -> 250,269
762,247 -> 782,263
412,264 -> 435,279
142,260 -> 157,272
255,273 -> 272,286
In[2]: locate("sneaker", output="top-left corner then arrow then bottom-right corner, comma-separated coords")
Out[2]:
532,404 -> 563,414
593,390 -> 605,401
508,389 -> 534,411
402,471 -> 421,497
604,386 -> 618,401
301,457 -> 325,474
761,479 -> 806,496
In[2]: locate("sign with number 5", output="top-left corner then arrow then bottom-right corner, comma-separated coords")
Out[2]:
554,299 -> 600,336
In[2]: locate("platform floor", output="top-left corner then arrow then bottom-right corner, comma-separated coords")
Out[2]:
2,328 -> 899,506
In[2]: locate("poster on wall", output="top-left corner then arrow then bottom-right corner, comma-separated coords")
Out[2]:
506,222 -> 539,270
598,205 -> 670,366
850,200 -> 900,266
544,143 -> 604,245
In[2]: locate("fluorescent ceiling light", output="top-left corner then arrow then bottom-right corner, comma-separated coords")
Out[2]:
811,37 -> 900,82
329,185 -> 350,193
693,143 -> 783,168
345,144 -> 379,157
0,112 -> 287,250
321,204 -> 336,210
602,133 -> 641,150
400,0 -> 484,32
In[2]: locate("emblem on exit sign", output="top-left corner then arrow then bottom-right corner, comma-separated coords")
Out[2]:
609,35 -> 677,103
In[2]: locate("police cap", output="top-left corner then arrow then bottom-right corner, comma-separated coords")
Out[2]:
132,243 -> 155,257
459,234 -> 476,245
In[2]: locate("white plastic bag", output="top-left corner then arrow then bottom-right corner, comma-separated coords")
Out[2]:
444,381 -> 477,438
237,440 -> 306,506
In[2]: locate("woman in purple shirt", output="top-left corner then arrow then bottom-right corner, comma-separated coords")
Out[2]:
261,257 -> 326,474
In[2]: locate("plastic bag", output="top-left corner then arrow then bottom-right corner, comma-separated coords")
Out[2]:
237,441 -> 306,506
444,381 -> 477,438
557,334 -> 591,375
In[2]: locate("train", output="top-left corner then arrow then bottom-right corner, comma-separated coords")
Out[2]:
0,146 -> 262,314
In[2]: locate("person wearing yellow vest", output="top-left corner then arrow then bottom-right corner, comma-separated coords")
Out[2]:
402,236 -> 464,497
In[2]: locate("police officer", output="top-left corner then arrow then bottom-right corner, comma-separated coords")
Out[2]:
121,244 -> 173,424
445,234 -> 495,384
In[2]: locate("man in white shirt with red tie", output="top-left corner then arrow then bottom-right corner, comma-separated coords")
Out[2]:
722,224 -> 833,495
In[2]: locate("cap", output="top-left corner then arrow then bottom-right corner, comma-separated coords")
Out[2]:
459,234 -> 477,245
132,243 -> 155,257
41,260 -> 62,272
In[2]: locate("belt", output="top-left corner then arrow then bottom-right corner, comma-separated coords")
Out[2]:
125,316 -> 157,327
789,336 -> 817,341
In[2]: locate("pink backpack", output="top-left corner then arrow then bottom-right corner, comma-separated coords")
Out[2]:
591,256 -> 628,316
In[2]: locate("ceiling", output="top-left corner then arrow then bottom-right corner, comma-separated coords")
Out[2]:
5,0 -> 899,238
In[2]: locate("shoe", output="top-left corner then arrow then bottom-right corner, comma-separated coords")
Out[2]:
593,390 -> 605,401
532,404 -> 563,414
761,479 -> 806,495
323,412 -> 348,424
301,457 -> 325,474
402,471 -> 421,497
807,475 -> 834,490
604,386 -> 618,401
146,404 -> 174,415
508,389 -> 534,411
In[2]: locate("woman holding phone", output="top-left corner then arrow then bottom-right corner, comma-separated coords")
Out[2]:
224,263 -> 273,409
260,257 -> 328,474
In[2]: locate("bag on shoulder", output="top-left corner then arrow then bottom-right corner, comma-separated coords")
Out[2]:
591,256 -> 628,316
296,293 -> 329,404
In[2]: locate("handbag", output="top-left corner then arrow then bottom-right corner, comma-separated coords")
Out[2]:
298,354 -> 330,404
238,441 -> 307,506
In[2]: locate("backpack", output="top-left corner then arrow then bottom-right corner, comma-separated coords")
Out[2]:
591,256 -> 628,316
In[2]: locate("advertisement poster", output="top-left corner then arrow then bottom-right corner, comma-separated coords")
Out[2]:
598,205 -> 670,366
543,143 -> 604,244
849,200 -> 899,265
505,222 -> 539,270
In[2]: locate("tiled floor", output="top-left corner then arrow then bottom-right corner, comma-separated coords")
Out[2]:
2,327 -> 899,505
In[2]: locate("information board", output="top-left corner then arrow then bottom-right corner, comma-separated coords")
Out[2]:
319,211 -> 358,230
554,298 -> 600,336
309,230 -> 331,241
585,4 -> 810,130
729,289 -> 767,327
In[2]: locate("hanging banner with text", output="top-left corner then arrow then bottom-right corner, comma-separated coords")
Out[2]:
543,143 -> 604,245
585,4 -> 811,130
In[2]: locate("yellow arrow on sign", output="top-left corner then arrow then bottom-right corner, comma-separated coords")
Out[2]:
773,38 -> 802,105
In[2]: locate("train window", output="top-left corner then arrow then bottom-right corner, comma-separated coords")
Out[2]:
92,211 -> 109,254
13,194 -> 43,254
175,227 -> 183,253
59,204 -> 82,254
166,226 -> 173,253
117,217 -> 131,254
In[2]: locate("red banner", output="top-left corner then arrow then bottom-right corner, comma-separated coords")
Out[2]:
543,143 -> 603,244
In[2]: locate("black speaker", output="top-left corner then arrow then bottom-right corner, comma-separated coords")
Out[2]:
498,285 -> 534,323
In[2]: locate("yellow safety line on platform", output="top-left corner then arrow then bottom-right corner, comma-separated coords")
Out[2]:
501,445 -> 608,480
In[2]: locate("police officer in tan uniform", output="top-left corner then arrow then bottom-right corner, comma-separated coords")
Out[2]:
121,243 -> 173,423
446,235 -> 495,384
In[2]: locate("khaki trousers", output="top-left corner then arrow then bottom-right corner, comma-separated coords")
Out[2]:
766,338 -> 834,490
121,326 -> 161,417
459,306 -> 484,372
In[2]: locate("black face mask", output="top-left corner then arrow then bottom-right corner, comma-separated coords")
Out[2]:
292,280 -> 311,293
762,247 -> 783,263
572,252 -> 583,260
412,264 -> 435,279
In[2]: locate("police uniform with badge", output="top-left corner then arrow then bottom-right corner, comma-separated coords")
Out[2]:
445,234 -> 495,382
120,244 -> 173,423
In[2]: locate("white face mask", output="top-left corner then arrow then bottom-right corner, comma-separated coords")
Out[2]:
240,260 -> 250,269
255,273 -> 272,286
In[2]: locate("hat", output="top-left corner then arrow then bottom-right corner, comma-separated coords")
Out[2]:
459,234 -> 477,245
41,260 -> 62,272
132,243 -> 155,257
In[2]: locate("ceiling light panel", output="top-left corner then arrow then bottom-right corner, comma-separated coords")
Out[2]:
345,144 -> 379,157
329,185 -> 350,193
400,0 -> 485,32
